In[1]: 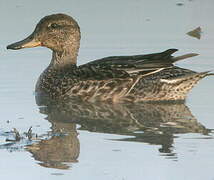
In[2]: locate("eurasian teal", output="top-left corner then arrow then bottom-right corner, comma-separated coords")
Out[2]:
7,13 -> 213,103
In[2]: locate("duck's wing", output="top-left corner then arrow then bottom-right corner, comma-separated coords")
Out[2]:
82,49 -> 198,77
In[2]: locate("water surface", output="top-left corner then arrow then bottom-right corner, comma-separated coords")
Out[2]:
0,0 -> 214,180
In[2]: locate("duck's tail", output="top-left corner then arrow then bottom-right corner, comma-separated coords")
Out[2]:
160,71 -> 212,84
206,72 -> 214,76
158,71 -> 213,100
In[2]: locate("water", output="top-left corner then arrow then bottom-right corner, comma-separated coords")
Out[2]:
0,0 -> 214,179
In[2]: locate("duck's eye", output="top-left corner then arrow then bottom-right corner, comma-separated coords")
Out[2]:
50,23 -> 59,29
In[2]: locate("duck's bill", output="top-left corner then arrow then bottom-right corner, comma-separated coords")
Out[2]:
7,34 -> 41,50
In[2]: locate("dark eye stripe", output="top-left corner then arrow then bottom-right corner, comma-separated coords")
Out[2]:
50,23 -> 59,28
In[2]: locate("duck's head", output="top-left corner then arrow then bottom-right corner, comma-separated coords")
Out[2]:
7,13 -> 81,54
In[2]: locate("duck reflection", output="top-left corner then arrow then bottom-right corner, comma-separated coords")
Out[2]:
25,99 -> 210,169
26,121 -> 79,169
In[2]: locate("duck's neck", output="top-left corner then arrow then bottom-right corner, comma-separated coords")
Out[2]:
49,44 -> 80,69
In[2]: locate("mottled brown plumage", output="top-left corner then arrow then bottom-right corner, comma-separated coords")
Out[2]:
7,13 -> 213,103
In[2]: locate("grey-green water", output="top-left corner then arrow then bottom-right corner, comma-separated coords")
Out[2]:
0,0 -> 214,179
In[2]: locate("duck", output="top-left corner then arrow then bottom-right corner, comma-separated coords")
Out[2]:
6,13 -> 213,103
